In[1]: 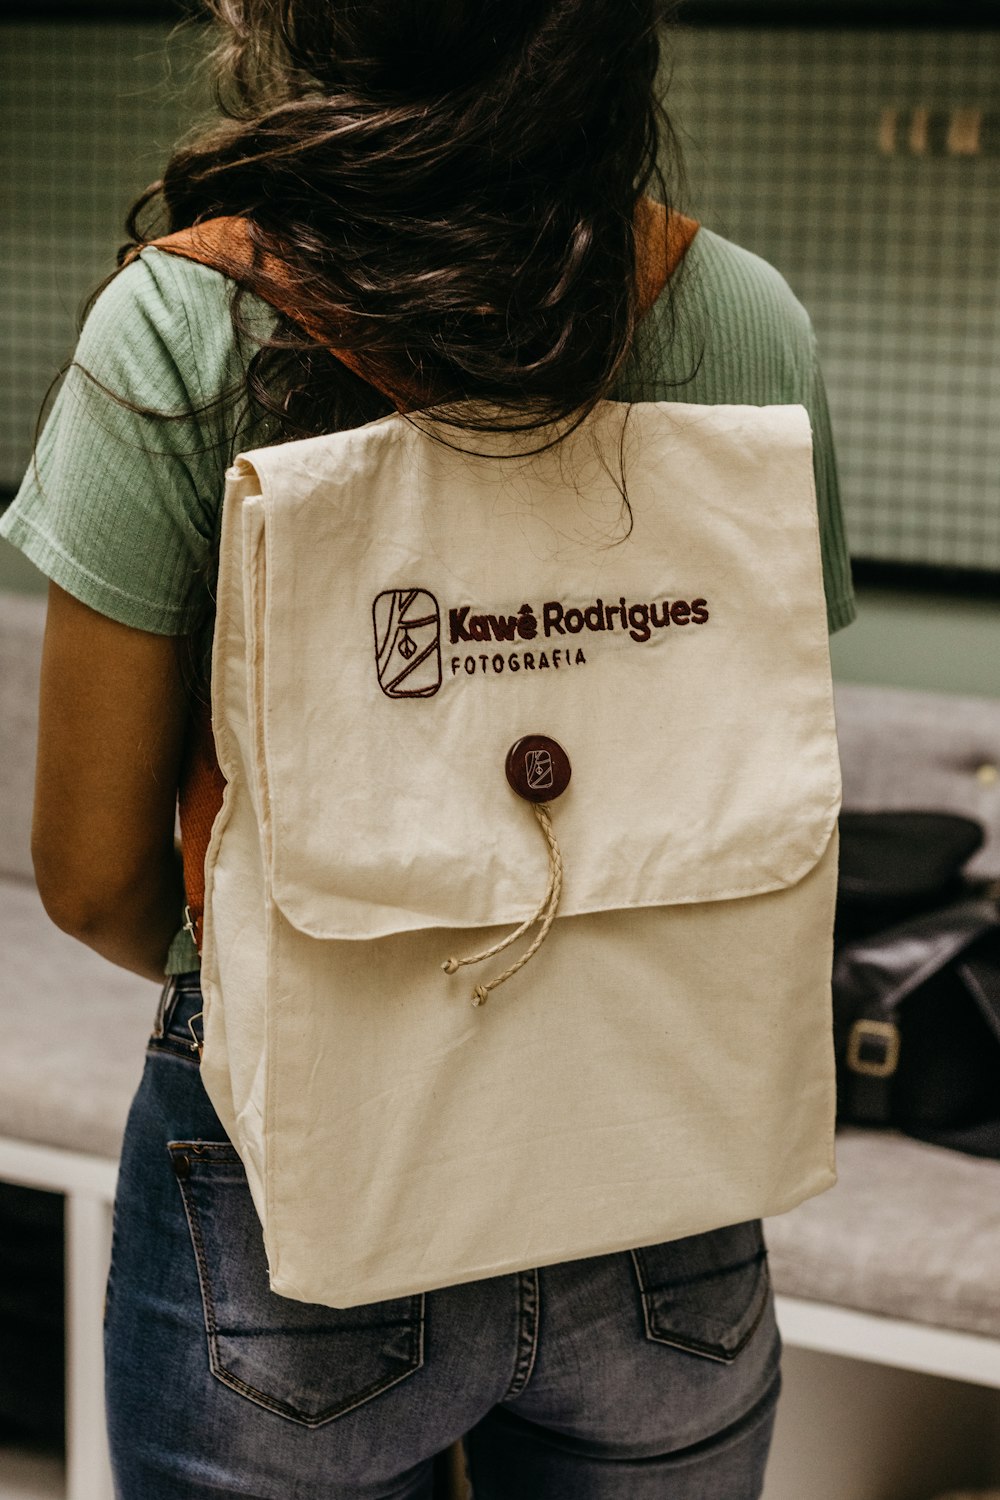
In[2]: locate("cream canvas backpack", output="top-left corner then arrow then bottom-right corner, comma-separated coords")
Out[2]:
195,394 -> 841,1310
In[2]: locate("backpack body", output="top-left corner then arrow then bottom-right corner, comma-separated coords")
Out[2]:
199,398 -> 841,1309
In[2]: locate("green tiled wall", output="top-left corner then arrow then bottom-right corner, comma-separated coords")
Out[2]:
668,26 -> 1000,575
0,22 -> 210,494
2,21 -> 999,587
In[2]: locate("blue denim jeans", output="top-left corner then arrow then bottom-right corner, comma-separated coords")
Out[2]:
104,974 -> 782,1499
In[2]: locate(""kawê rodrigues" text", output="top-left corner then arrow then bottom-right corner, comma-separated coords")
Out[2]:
448,596 -> 709,646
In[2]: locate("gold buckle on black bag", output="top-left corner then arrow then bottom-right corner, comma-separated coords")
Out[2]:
846,1019 -> 900,1079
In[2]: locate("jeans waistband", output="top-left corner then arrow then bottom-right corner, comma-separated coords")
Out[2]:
153,972 -> 204,1047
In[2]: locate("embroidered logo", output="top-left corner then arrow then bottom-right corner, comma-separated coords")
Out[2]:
525,748 -> 554,793
373,587 -> 710,696
372,588 -> 442,698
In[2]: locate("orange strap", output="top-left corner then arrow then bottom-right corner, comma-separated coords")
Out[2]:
133,219 -> 416,410
160,202 -> 700,952
144,201 -> 698,395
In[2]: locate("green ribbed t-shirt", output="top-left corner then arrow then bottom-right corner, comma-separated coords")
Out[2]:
1,225 -> 855,973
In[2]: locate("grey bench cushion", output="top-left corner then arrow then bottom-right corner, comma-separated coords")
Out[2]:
766,1128 -> 1000,1341
836,681 -> 1000,879
1,876 -> 157,1159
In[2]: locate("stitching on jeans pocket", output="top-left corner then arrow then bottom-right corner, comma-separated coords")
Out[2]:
167,1142 -> 424,1426
146,1035 -> 201,1065
629,1220 -> 771,1364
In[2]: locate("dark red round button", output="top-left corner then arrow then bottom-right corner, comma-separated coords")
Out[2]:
505,736 -> 572,804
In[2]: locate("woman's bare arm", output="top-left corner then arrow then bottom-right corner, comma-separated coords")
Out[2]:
32,582 -> 190,982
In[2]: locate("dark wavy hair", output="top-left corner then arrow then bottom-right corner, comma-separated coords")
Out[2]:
124,0 -> 682,442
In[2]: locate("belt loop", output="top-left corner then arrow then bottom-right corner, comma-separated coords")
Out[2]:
153,976 -> 179,1039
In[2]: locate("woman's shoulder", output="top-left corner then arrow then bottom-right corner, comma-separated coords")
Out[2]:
688,227 -> 814,352
0,250 -> 275,638
687,227 -> 812,323
79,247 -> 275,410
657,226 -> 820,405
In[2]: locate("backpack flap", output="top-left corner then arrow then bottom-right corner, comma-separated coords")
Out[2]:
220,399 -> 840,944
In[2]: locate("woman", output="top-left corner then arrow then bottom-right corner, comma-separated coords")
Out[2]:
2,1 -> 854,1495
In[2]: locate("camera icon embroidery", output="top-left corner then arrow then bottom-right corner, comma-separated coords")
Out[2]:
524,748 -> 554,792
372,588 -> 442,698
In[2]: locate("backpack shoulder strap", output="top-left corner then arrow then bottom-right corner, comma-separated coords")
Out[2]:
635,198 -> 700,314
134,200 -> 699,408
126,216 -> 407,406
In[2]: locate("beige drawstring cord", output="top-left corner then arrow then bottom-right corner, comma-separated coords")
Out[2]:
442,802 -> 564,1007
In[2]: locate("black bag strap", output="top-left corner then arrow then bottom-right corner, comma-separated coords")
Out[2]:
834,891 -> 1000,1125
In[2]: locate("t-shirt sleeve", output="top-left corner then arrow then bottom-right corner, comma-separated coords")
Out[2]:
742,242 -> 855,635
799,329 -> 855,634
0,251 -> 254,634
706,235 -> 856,635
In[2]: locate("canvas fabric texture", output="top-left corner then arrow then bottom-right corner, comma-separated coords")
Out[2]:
199,397 -> 841,1309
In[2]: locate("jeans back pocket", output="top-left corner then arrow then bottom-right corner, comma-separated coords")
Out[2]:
168,1142 -> 424,1426
630,1219 -> 771,1363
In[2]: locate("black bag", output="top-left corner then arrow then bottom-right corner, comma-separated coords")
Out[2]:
833,811 -> 1000,1159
